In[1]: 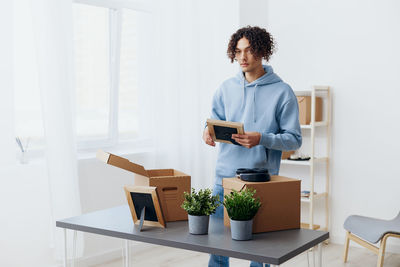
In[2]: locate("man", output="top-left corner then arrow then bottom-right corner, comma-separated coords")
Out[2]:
203,26 -> 302,267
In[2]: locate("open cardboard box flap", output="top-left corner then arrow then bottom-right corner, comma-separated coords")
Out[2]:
96,149 -> 191,222
223,176 -> 298,191
222,178 -> 246,191
96,149 -> 149,178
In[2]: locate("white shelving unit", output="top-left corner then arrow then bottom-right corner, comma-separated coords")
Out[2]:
281,86 -> 331,231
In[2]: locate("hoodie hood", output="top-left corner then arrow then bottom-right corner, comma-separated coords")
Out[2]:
237,65 -> 282,122
236,65 -> 282,86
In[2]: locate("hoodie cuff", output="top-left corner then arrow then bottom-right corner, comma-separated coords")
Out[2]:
259,132 -> 273,148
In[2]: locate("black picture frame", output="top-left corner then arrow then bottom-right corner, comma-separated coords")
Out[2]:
124,185 -> 166,229
207,118 -> 244,145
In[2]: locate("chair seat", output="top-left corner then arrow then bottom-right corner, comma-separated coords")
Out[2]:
344,212 -> 400,244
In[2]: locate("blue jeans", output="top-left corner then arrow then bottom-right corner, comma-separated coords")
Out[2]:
208,184 -> 269,267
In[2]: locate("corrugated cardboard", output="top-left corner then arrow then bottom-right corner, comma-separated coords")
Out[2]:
223,176 -> 300,233
97,150 -> 191,222
281,150 -> 295,159
297,96 -> 323,125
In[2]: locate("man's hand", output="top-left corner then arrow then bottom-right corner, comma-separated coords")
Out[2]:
232,132 -> 261,149
203,127 -> 216,147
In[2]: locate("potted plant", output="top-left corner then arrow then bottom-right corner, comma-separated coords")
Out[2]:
181,188 -> 220,235
223,188 -> 261,240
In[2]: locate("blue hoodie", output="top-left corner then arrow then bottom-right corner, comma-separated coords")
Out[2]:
210,65 -> 302,185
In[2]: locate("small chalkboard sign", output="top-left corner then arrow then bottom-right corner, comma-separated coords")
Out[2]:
124,185 -> 166,230
207,119 -> 244,145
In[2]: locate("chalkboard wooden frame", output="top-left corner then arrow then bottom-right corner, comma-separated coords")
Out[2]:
207,118 -> 244,145
124,185 -> 166,228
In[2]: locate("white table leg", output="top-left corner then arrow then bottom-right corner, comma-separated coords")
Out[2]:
124,240 -> 130,267
312,247 -> 316,267
317,243 -> 322,267
72,230 -> 77,267
63,228 -> 67,267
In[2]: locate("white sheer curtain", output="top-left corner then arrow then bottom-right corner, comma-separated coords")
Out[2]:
0,1 -> 15,166
150,0 -> 239,189
30,0 -> 83,260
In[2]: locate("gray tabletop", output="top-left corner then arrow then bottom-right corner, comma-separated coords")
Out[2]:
56,205 -> 329,265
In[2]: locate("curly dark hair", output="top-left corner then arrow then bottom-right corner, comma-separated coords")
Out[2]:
227,26 -> 275,63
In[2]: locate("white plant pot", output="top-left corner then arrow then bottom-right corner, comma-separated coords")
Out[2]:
188,215 -> 209,235
230,218 -> 253,240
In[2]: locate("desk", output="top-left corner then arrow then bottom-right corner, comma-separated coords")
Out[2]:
56,205 -> 329,267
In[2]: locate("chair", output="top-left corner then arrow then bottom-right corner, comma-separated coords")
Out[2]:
343,211 -> 400,267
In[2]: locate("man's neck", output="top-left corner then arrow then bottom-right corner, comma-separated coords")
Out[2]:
244,65 -> 265,83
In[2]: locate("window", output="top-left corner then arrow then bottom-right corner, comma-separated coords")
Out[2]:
119,8 -> 139,140
73,4 -> 111,142
73,3 -> 141,148
13,1 -> 146,155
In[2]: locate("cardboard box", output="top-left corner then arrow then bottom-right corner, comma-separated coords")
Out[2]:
297,96 -> 323,125
281,150 -> 295,159
97,150 -> 191,222
223,176 -> 300,233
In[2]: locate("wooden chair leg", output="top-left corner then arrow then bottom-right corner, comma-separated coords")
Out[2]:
343,231 -> 351,263
377,234 -> 389,267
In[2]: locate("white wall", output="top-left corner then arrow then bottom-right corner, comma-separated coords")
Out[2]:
239,0 -> 268,29
242,0 -> 400,250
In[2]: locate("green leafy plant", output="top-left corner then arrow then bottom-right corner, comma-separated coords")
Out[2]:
181,188 -> 220,216
223,188 -> 261,221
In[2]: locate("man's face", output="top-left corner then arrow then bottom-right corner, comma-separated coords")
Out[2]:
235,37 -> 262,73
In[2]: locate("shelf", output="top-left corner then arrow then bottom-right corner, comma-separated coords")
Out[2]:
281,157 -> 328,166
301,223 -> 320,230
294,87 -> 329,96
301,192 -> 327,203
294,90 -> 313,96
300,121 -> 328,129
313,85 -> 330,91
293,86 -> 330,233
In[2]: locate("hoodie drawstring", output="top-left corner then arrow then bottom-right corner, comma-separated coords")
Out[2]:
241,78 -> 246,110
253,84 -> 258,122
